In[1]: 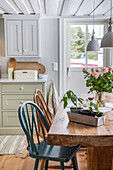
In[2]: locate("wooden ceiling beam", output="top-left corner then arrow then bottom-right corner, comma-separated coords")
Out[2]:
28,0 -> 35,13
28,0 -> 40,14
88,0 -> 105,16
59,0 -> 65,16
12,0 -> 23,13
74,0 -> 85,16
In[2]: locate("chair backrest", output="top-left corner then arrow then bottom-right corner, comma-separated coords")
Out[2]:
18,101 -> 50,154
34,89 -> 52,128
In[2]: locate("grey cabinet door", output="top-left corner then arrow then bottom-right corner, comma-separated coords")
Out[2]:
22,20 -> 38,56
7,20 -> 22,56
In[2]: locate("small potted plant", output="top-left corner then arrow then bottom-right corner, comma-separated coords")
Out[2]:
80,101 -> 103,117
63,90 -> 84,113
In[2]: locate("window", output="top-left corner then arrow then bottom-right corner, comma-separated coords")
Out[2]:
69,24 -> 104,67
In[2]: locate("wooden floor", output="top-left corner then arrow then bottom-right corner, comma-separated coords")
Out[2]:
0,149 -> 87,170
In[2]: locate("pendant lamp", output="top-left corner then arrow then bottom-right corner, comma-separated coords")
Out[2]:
87,0 -> 100,52
101,0 -> 113,48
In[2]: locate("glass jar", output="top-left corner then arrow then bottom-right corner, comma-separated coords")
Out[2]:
95,92 -> 105,107
8,67 -> 13,80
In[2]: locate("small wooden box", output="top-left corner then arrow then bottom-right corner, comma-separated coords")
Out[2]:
67,111 -> 106,127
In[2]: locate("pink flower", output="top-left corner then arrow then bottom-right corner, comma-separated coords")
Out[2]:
102,67 -> 109,73
108,66 -> 112,71
92,72 -> 99,79
91,68 -> 95,72
82,68 -> 86,72
95,68 -> 100,72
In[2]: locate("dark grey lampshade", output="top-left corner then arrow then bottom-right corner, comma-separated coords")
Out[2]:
101,25 -> 113,48
87,34 -> 100,52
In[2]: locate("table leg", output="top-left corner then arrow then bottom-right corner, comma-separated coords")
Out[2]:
87,147 -> 113,170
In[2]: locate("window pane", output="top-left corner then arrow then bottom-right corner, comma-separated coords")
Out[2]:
98,40 -> 103,52
71,40 -> 86,53
70,54 -> 85,67
70,25 -> 86,39
87,53 -> 103,67
88,25 -> 104,39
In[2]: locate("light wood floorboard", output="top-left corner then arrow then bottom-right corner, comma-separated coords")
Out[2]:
0,149 -> 87,170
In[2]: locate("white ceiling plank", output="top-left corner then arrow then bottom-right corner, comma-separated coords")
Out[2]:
0,6 -> 7,13
46,0 -> 60,16
76,0 -> 103,16
61,0 -> 83,16
0,0 -> 19,13
13,0 -> 29,14
23,0 -> 34,13
29,0 -> 40,14
38,0 -> 45,16
5,0 -> 21,13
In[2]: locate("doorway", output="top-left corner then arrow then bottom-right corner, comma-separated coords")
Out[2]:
64,21 -> 105,95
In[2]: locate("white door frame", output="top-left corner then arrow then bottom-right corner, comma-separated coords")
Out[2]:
61,18 -> 109,96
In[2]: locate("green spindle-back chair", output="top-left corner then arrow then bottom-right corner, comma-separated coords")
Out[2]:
18,101 -> 80,170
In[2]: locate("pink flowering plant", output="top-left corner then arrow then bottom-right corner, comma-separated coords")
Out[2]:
82,67 -> 113,94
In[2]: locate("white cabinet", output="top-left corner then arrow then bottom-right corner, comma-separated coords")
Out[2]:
7,20 -> 22,56
6,20 -> 38,56
23,20 -> 38,55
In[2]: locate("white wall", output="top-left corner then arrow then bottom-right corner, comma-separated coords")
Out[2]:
40,18 -> 59,94
70,69 -> 89,95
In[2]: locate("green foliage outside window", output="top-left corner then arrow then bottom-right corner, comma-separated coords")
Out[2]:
70,26 -> 98,61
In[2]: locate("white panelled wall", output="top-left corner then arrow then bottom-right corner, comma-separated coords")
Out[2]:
40,18 -> 59,94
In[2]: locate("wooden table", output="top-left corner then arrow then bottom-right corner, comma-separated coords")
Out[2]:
47,94 -> 113,170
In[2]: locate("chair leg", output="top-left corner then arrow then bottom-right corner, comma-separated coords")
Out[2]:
34,159 -> 39,170
72,156 -> 77,170
45,160 -> 49,170
38,160 -> 45,170
61,162 -> 65,170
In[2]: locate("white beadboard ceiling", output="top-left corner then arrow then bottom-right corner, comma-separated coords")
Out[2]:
0,0 -> 112,18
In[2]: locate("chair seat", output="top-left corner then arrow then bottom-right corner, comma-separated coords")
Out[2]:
29,141 -> 80,162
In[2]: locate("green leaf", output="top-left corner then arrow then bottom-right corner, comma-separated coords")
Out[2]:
78,98 -> 83,104
64,102 -> 68,109
79,97 -> 84,101
72,94 -> 77,101
67,91 -> 71,99
63,96 -> 67,102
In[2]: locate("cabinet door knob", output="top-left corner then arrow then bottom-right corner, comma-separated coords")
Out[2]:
20,87 -> 24,90
18,49 -> 22,52
23,49 -> 27,52
20,101 -> 24,104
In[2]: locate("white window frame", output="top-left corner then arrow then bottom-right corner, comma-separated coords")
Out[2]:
61,18 -> 109,95
69,23 -> 104,68
67,21 -> 108,72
